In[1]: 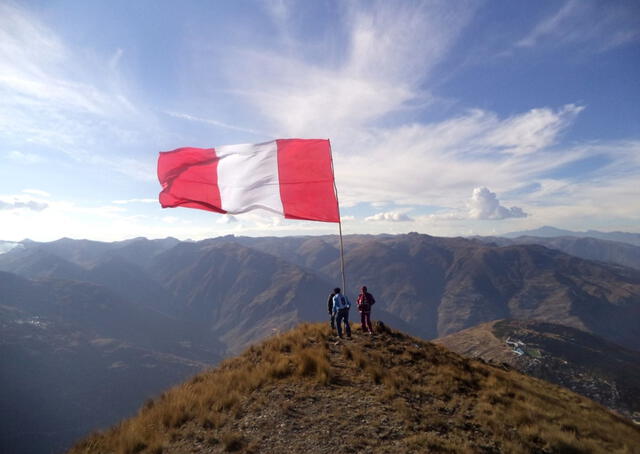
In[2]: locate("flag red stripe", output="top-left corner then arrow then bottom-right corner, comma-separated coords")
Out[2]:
157,147 -> 225,214
276,139 -> 339,223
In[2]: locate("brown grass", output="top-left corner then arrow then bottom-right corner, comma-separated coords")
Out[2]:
69,322 -> 640,454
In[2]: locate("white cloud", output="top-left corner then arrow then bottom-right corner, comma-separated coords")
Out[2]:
164,111 -> 266,136
1,2 -> 637,240
468,187 -> 527,220
365,211 -> 413,222
482,104 -> 583,155
112,198 -> 157,205
162,216 -> 181,224
194,1 -> 639,234
225,1 -> 475,138
337,104 -> 585,209
517,0 -> 640,51
0,3 -> 159,181
6,150 -> 44,163
0,197 -> 48,211
22,188 -> 50,197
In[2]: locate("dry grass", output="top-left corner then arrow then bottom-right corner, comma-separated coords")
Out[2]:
69,322 -> 640,454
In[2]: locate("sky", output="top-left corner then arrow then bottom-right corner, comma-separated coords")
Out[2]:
1,0 -> 639,241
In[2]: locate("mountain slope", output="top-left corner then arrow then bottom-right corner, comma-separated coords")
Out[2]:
0,271 -> 224,454
502,226 -> 640,246
321,234 -> 640,349
70,323 -> 640,454
0,271 -> 221,358
0,247 -> 89,280
86,255 -> 177,313
150,242 -> 333,353
435,319 -> 640,421
0,304 -> 212,454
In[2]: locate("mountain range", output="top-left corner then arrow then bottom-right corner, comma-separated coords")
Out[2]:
1,233 -> 640,452
476,234 -> 640,271
502,226 -> 640,246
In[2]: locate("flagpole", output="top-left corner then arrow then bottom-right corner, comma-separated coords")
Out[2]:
337,216 -> 346,293
328,140 -> 346,294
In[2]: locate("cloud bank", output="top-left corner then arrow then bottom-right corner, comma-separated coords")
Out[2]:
365,211 -> 413,222
0,199 -> 48,211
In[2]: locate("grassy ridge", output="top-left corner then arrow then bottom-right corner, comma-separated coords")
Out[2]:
70,323 -> 640,453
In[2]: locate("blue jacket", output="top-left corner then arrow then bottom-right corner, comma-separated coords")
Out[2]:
332,293 -> 350,313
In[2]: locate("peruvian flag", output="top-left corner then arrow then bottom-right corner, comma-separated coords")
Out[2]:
158,139 -> 340,223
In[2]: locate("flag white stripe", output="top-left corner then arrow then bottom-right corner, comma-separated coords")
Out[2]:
216,141 -> 284,215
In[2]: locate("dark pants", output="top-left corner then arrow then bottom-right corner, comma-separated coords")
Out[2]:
336,309 -> 351,338
329,312 -> 335,329
360,311 -> 373,333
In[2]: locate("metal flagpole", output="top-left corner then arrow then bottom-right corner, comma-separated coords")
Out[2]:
337,216 -> 346,293
328,140 -> 346,293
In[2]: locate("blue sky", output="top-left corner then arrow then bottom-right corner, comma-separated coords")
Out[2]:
1,0 -> 639,241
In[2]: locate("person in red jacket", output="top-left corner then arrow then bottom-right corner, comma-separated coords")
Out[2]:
357,286 -> 375,335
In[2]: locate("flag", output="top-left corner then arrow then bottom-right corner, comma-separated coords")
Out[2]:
158,139 -> 340,223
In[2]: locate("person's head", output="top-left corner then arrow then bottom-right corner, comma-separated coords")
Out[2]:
334,287 -> 341,294
361,286 -> 367,293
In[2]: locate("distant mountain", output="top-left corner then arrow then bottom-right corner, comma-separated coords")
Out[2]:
0,271 -> 222,359
0,247 -> 89,280
15,236 -> 180,268
0,241 -> 22,254
149,241 -> 335,352
3,234 -> 640,452
0,271 -> 223,454
435,319 -> 640,421
208,234 -> 378,271
86,255 -> 178,314
321,234 -> 640,349
475,235 -> 640,271
70,323 -> 640,454
4,234 -> 640,351
502,226 -> 640,246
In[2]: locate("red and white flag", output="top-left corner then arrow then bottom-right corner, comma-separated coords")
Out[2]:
158,139 -> 340,223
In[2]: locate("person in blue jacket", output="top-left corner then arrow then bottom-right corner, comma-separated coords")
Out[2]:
332,287 -> 352,338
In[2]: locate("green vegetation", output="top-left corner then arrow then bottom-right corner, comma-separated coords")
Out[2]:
70,323 -> 640,454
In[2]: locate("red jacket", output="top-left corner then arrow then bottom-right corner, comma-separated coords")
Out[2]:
357,291 -> 375,313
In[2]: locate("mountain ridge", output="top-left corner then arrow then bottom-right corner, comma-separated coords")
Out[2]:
69,323 -> 640,454
502,226 -> 640,246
